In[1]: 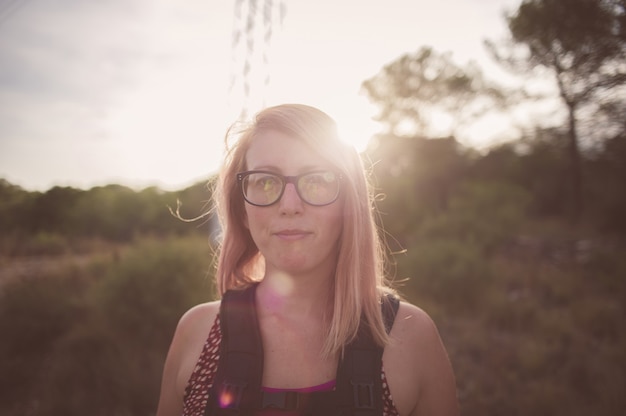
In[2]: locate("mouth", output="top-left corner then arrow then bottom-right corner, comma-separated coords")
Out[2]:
274,229 -> 311,240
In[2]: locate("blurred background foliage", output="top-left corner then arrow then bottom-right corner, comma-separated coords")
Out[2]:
1,0 -> 625,414
1,129 -> 624,416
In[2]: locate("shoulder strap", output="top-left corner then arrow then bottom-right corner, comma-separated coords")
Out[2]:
205,284 -> 263,416
331,294 -> 400,416
206,290 -> 400,416
382,294 -> 400,334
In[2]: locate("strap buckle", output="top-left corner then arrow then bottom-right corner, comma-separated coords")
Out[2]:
262,391 -> 300,410
351,381 -> 375,409
219,380 -> 247,409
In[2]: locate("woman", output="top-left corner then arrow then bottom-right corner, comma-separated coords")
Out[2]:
156,104 -> 459,416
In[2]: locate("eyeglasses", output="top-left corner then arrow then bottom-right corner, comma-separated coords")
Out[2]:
237,170 -> 342,207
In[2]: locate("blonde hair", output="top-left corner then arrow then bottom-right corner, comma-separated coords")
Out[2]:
213,104 -> 393,355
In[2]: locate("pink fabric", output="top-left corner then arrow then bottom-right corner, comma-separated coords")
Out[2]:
258,379 -> 338,416
261,379 -> 336,393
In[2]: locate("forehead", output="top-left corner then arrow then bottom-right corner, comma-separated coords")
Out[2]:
245,129 -> 333,173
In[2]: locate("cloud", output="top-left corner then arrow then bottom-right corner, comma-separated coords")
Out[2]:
0,0 -> 156,192
0,0 -> 153,137
0,0 -> 231,189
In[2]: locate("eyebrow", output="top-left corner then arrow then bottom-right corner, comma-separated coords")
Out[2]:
247,164 -> 331,173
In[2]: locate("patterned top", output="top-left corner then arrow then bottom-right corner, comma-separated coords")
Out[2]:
183,315 -> 400,416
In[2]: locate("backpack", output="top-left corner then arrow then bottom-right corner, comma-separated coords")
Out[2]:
204,283 -> 400,416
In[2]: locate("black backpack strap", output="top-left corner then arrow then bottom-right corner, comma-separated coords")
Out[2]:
382,294 -> 400,334
205,284 -> 263,416
205,289 -> 400,416
332,293 -> 400,416
254,294 -> 401,416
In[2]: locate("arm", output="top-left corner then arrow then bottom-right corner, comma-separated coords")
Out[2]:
156,302 -> 220,416
383,302 -> 459,416
156,323 -> 185,416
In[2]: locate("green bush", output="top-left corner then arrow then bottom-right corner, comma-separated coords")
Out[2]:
391,181 -> 530,313
451,239 -> 626,416
3,232 -> 71,256
416,180 -> 531,251
34,323 -> 135,416
0,270 -> 88,415
83,237 -> 214,414
400,239 -> 491,311
91,237 -> 214,341
0,236 -> 214,416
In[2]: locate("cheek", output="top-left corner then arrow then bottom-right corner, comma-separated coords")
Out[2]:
243,205 -> 267,236
243,206 -> 250,229
324,206 -> 344,241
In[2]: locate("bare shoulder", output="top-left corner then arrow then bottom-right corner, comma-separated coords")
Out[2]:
383,303 -> 443,384
174,301 -> 222,384
389,302 -> 437,342
156,300 -> 221,416
178,300 -> 221,338
383,302 -> 459,416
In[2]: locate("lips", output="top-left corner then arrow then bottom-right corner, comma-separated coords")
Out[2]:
274,229 -> 311,240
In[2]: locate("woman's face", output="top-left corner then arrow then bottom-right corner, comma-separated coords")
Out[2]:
243,129 -> 344,278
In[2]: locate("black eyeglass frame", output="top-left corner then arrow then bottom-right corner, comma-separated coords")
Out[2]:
236,170 -> 343,207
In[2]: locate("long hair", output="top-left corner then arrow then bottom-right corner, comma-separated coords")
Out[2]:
213,104 -> 393,355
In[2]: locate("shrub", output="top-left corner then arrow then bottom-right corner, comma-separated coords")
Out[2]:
3,232 -> 71,257
0,270 -> 88,415
400,239 -> 491,311
416,180 -> 531,252
0,236 -> 214,416
84,236 -> 214,414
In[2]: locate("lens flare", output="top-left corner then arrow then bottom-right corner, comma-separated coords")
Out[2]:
219,390 -> 234,408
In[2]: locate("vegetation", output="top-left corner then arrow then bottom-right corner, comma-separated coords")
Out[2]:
362,46 -> 510,139
0,179 -> 216,255
0,236 -> 214,416
487,0 -> 626,222
367,136 -> 626,416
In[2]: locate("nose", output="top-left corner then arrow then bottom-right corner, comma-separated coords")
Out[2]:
278,182 -> 304,214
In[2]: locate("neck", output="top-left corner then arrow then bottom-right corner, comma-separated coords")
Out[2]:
256,269 -> 333,320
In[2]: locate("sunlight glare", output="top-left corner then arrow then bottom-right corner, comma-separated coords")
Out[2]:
334,100 -> 382,153
103,68 -> 229,189
274,272 -> 295,296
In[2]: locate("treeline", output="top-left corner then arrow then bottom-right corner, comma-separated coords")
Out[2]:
0,179 -> 217,255
2,127 -> 625,254
368,130 -> 626,246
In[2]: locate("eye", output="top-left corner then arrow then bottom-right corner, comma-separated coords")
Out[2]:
303,171 -> 336,185
299,172 -> 338,195
252,174 -> 280,190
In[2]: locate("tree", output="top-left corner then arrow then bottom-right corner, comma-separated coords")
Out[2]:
0,179 -> 33,235
361,46 -> 508,140
365,135 -> 470,246
487,0 -> 626,222
586,132 -> 626,234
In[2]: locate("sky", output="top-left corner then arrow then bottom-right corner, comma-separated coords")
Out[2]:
0,0 -> 523,191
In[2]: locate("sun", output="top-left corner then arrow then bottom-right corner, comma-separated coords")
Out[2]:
332,99 -> 383,153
